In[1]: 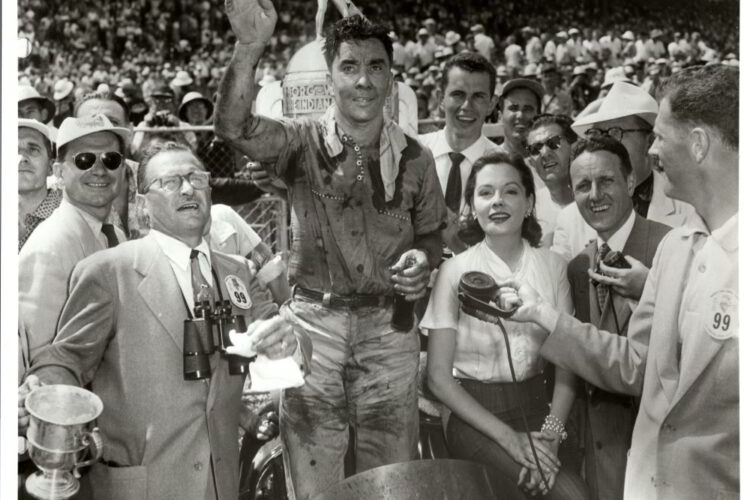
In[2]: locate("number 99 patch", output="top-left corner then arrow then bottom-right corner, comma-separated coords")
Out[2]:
705,289 -> 737,340
225,275 -> 252,310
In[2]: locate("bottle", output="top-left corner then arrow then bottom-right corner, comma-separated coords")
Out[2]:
391,256 -> 416,332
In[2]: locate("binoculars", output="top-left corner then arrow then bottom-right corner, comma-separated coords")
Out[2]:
183,299 -> 253,381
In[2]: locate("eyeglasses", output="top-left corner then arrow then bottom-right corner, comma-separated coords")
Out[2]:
585,127 -> 651,142
148,171 -> 211,193
527,135 -> 563,156
73,151 -> 124,171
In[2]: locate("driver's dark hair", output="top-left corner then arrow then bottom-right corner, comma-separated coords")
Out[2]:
323,15 -> 393,68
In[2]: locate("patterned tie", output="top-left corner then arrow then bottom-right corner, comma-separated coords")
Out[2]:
101,223 -> 120,248
445,152 -> 465,213
189,249 -> 212,304
596,242 -> 611,312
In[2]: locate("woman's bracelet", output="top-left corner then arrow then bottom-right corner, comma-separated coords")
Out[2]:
541,413 -> 568,442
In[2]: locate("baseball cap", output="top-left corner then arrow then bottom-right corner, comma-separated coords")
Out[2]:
18,85 -> 56,118
55,114 -> 132,149
501,78 -> 545,103
19,118 -> 54,145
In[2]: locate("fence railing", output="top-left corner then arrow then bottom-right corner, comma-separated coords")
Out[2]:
133,119 -> 504,253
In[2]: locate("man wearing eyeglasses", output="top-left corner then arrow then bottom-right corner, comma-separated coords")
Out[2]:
19,114 -> 131,365
551,81 -> 693,265
22,141 -> 308,500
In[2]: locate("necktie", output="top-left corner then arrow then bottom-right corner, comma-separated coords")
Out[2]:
596,242 -> 611,312
190,249 -> 213,304
445,152 -> 465,213
101,223 -> 120,248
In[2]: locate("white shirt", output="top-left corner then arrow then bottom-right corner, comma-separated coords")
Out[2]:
418,129 -> 496,216
677,212 -> 738,344
151,229 -> 213,314
596,209 -> 636,251
534,186 -> 571,248
420,240 -> 573,382
71,199 -> 127,249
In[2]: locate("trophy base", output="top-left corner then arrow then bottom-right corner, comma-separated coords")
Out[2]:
25,470 -> 80,500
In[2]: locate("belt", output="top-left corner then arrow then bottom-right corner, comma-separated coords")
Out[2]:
293,286 -> 392,309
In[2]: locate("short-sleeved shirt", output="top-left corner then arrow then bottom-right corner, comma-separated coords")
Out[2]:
264,111 -> 446,295
420,240 -> 573,382
19,189 -> 62,251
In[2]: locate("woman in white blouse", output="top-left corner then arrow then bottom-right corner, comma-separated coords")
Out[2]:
421,151 -> 587,499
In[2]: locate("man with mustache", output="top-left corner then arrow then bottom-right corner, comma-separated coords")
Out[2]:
215,4 -> 446,499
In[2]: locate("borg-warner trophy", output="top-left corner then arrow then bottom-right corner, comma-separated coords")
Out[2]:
24,385 -> 103,500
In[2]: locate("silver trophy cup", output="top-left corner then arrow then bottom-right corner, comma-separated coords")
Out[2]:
24,385 -> 103,500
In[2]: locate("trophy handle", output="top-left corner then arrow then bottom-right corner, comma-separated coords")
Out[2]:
74,427 -> 103,473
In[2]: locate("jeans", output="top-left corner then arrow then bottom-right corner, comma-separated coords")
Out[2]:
279,297 -> 419,500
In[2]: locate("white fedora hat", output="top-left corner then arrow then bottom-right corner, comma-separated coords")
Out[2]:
56,114 -> 132,149
572,81 -> 657,137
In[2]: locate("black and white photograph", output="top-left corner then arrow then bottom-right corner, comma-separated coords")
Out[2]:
4,0 -> 742,498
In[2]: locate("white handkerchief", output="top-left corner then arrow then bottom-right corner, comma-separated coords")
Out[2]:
247,355 -> 305,393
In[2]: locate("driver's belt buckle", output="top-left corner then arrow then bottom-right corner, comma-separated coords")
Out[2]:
322,293 -> 333,308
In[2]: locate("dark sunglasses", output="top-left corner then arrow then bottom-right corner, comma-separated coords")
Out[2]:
526,135 -> 563,157
73,151 -> 124,171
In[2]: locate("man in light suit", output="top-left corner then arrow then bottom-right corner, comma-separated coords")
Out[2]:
21,142 -> 309,499
566,136 -> 670,500
19,114 -> 131,365
551,81 -> 694,262
501,64 -> 738,500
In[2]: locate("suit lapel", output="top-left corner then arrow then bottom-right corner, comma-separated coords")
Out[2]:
61,201 -> 106,256
134,235 -> 187,351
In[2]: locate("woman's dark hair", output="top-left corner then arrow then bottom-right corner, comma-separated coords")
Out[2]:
458,151 -> 543,247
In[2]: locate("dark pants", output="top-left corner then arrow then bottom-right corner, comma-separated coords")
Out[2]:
447,376 -> 588,500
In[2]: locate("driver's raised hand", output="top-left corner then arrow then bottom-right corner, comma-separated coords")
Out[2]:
225,0 -> 278,45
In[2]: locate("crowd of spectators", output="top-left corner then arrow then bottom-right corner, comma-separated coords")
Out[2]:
18,0 -> 738,131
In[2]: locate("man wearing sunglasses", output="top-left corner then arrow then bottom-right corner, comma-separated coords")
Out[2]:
551,82 -> 693,267
22,141 -> 309,500
19,114 -> 131,365
526,114 -> 576,246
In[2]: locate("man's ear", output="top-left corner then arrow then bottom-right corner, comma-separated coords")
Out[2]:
135,193 -> 149,223
689,127 -> 710,164
326,73 -> 334,96
626,171 -> 636,197
52,161 -> 63,181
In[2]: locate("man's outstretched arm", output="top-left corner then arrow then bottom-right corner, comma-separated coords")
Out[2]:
215,0 -> 288,161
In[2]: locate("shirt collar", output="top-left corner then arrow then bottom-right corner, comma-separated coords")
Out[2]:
431,129 -> 491,165
321,106 -> 407,202
597,209 -> 636,252
63,198 -> 108,236
26,189 -> 62,222
680,211 -> 738,252
151,229 -> 212,271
